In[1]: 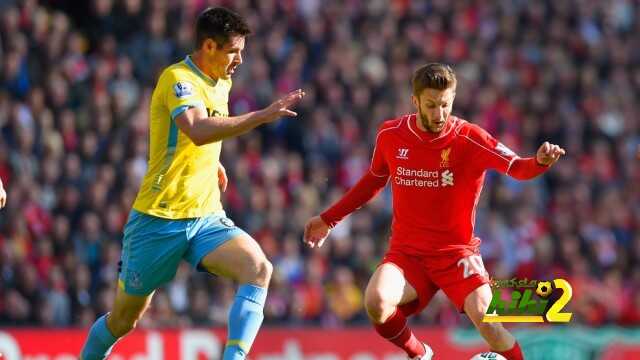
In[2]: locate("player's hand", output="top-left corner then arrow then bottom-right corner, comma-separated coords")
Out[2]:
261,89 -> 305,123
218,162 -> 228,192
536,141 -> 565,166
303,216 -> 331,248
0,185 -> 6,209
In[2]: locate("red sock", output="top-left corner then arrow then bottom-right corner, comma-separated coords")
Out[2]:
373,309 -> 425,358
494,341 -> 523,360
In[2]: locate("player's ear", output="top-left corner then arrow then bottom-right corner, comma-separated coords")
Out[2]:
411,94 -> 419,109
203,38 -> 218,54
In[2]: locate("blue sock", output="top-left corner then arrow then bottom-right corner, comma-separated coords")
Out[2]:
223,284 -> 268,360
80,313 -> 119,360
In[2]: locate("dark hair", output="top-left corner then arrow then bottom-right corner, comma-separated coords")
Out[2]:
195,7 -> 251,48
412,63 -> 457,95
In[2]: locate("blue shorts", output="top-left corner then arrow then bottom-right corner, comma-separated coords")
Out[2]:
118,209 -> 247,295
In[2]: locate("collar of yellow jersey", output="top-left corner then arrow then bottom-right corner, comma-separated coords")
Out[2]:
184,55 -> 218,86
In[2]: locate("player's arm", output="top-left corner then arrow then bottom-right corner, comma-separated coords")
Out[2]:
321,171 -> 389,227
464,124 -> 564,180
175,89 -> 304,145
507,142 -> 565,180
304,126 -> 390,248
303,172 -> 388,248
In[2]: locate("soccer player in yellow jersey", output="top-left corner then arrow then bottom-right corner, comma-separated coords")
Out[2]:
80,7 -> 304,360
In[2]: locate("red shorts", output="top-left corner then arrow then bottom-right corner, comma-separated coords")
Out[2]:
381,250 -> 490,315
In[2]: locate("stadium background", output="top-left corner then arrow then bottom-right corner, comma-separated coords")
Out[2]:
0,0 -> 639,359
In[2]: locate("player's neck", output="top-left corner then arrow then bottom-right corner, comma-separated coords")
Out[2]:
191,52 -> 220,81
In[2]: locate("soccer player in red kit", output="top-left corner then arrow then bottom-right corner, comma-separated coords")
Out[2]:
303,63 -> 565,360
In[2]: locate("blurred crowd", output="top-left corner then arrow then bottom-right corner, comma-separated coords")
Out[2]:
0,0 -> 639,329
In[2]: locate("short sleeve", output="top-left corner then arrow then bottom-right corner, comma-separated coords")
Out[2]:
464,124 -> 519,173
163,70 -> 207,120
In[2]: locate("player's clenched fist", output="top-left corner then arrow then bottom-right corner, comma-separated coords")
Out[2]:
303,215 -> 330,248
536,141 -> 566,166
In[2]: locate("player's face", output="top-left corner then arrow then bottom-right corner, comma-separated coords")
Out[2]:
207,35 -> 245,79
412,87 -> 456,133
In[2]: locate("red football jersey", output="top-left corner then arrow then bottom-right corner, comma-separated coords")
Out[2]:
369,113 -> 521,257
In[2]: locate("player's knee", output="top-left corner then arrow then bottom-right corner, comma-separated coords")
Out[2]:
256,258 -> 273,285
464,298 -> 490,325
240,256 -> 272,287
365,290 -> 395,323
465,306 -> 485,325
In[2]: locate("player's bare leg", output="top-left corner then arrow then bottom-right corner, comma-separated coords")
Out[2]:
107,287 -> 155,337
199,233 -> 272,286
464,284 -> 524,360
365,263 -> 418,322
199,234 -> 273,360
365,264 -> 433,359
80,286 -> 154,359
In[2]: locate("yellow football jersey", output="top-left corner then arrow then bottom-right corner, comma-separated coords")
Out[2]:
132,55 -> 231,219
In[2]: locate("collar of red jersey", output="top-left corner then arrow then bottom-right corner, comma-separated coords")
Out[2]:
406,113 -> 457,144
